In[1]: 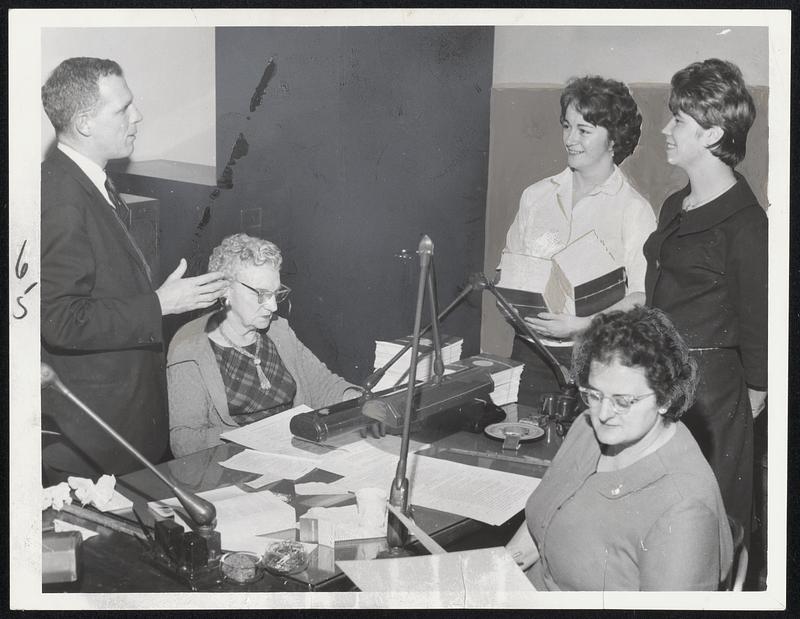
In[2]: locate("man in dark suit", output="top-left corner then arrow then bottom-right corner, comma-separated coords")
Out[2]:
41,57 -> 226,482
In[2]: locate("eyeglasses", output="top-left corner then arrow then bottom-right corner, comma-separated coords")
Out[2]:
236,280 -> 291,304
578,386 -> 656,415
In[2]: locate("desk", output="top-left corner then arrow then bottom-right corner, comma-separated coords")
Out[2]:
44,408 -> 562,593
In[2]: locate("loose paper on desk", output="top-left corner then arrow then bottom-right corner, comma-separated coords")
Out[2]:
319,434 -> 429,471
219,449 -> 316,481
53,519 -> 99,541
409,457 -> 540,525
294,481 -> 352,495
321,441 -> 540,526
337,547 -> 535,606
220,405 -> 333,459
149,485 -> 296,540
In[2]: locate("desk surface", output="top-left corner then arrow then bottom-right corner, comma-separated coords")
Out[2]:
46,409 -> 562,593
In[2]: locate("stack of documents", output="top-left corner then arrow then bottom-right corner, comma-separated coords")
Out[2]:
447,354 -> 524,406
372,335 -> 463,392
485,356 -> 524,407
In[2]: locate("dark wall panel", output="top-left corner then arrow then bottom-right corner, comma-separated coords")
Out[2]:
213,27 -> 493,383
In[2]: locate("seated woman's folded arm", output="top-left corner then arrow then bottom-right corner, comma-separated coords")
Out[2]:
639,499 -> 725,591
168,360 -> 224,458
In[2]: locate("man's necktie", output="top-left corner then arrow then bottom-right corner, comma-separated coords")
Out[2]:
104,175 -> 152,283
104,176 -> 133,228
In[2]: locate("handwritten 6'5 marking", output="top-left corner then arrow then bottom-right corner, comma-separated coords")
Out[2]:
13,239 -> 38,320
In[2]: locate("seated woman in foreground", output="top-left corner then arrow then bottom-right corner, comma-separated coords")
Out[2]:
167,233 -> 358,457
506,306 -> 733,591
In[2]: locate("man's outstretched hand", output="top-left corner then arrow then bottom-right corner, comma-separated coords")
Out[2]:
156,258 -> 227,316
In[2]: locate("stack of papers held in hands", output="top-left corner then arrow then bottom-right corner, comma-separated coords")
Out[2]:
496,252 -> 552,319
497,229 -> 626,318
372,334 -> 463,392
543,230 -> 627,316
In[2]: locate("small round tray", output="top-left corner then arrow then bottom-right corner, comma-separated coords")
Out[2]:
484,420 -> 545,442
262,540 -> 309,576
220,551 -> 262,584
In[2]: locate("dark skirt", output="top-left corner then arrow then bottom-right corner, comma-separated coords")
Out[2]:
510,335 -> 574,412
683,348 -> 754,546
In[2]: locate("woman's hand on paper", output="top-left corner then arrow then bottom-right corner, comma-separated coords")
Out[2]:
524,313 -> 591,339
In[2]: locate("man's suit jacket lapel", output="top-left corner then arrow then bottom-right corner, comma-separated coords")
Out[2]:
51,149 -> 154,287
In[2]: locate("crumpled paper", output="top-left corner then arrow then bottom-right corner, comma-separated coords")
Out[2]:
68,474 -> 116,509
43,475 -> 129,513
42,482 -> 72,511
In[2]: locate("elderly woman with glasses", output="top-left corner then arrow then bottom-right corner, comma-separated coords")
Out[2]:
505,306 -> 733,591
167,233 -> 358,457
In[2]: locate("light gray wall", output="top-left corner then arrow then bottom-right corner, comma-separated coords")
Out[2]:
493,26 -> 768,86
41,27 -> 216,166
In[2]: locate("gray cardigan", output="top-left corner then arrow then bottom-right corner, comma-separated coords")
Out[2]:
167,312 -> 356,457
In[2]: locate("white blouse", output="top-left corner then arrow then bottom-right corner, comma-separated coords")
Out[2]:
501,166 -> 656,293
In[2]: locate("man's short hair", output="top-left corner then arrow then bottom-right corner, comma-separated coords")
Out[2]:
42,57 -> 123,134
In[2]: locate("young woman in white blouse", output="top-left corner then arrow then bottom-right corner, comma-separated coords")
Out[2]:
498,76 -> 656,409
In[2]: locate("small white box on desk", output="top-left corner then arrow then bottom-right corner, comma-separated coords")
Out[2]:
298,516 -> 336,548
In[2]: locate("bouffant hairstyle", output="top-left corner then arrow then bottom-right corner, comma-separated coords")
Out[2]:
42,57 -> 123,134
668,58 -> 756,168
571,306 -> 697,422
208,233 -> 282,282
560,75 -> 642,165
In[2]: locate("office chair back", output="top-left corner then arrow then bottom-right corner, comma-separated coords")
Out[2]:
725,515 -> 748,591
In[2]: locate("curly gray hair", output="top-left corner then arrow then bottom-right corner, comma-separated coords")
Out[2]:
208,233 -> 282,282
